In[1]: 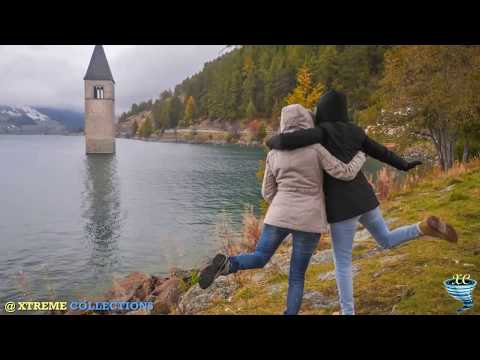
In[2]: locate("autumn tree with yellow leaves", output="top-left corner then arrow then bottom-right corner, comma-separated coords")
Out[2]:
286,64 -> 325,110
376,45 -> 480,170
183,96 -> 196,127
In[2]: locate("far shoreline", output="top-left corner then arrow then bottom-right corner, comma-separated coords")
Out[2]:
0,132 -> 266,150
116,134 -> 265,149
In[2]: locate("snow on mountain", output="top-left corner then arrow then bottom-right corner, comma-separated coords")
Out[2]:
0,106 -> 84,134
19,106 -> 50,122
0,105 -> 50,122
0,109 -> 21,117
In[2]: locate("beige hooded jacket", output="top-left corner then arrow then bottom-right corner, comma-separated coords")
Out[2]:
262,104 -> 366,234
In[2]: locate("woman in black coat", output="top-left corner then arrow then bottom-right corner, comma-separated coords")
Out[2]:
266,90 -> 458,315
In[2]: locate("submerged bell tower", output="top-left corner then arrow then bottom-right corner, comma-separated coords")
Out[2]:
84,45 -> 116,154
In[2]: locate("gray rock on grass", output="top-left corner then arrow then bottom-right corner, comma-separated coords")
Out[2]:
177,276 -> 239,314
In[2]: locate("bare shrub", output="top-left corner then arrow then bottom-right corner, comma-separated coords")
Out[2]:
212,211 -> 238,257
369,156 -> 480,200
368,167 -> 399,200
212,206 -> 263,286
241,205 -> 263,253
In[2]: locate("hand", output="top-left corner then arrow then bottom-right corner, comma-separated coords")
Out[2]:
405,160 -> 422,171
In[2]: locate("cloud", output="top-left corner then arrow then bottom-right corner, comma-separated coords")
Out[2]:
0,45 -> 227,113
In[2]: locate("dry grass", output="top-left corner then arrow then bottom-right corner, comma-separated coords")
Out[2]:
368,157 -> 480,201
368,167 -> 398,200
367,166 -> 419,200
217,206 -> 263,257
212,206 -> 263,286
241,205 -> 263,253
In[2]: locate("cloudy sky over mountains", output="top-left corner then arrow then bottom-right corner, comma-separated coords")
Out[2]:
0,45 -> 227,113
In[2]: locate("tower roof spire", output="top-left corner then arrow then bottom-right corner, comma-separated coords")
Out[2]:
84,45 -> 115,83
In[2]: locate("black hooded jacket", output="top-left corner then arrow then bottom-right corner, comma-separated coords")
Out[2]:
266,90 -> 411,223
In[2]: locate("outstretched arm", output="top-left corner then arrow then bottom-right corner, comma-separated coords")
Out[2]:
266,128 -> 325,150
316,145 -> 366,181
261,155 -> 277,204
362,136 -> 421,171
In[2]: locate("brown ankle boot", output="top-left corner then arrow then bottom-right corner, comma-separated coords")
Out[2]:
419,216 -> 458,243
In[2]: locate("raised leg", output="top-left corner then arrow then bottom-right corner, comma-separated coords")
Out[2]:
359,207 -> 420,249
229,224 -> 290,273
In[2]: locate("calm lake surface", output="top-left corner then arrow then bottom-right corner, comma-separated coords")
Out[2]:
0,135 -> 386,304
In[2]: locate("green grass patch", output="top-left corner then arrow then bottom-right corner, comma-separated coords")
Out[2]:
449,192 -> 470,202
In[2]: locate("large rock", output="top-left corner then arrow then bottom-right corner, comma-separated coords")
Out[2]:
106,272 -> 152,302
318,264 -> 359,281
267,283 -> 287,296
151,277 -> 182,314
265,247 -> 292,274
310,249 -> 333,265
177,276 -> 239,315
302,290 -> 338,310
378,254 -> 408,266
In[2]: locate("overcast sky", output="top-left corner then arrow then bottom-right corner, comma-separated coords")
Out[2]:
0,45 -> 228,114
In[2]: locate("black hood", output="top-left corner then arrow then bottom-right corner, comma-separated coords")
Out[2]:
314,89 -> 350,126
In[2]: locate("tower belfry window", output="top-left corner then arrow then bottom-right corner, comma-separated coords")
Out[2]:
94,86 -> 104,99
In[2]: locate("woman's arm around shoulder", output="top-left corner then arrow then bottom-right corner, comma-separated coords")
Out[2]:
314,144 -> 366,181
266,127 -> 325,150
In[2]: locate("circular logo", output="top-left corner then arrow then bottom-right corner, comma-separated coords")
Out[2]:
4,302 -> 16,313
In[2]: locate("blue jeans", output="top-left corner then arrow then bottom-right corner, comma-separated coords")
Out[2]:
229,224 -> 321,315
330,206 -> 421,315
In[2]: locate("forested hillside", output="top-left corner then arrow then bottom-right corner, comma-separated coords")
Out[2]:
121,45 -> 480,171
120,45 -> 391,126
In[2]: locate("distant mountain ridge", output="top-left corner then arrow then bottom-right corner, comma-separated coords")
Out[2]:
35,107 -> 85,132
0,106 -> 84,134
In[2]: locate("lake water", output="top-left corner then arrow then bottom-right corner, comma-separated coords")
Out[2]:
0,135 -> 266,303
0,135 -> 387,304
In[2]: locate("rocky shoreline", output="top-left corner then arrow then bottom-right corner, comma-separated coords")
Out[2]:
57,223 -> 392,315
55,268 -> 240,315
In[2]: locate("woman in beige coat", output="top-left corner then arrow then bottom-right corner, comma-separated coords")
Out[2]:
199,104 -> 366,314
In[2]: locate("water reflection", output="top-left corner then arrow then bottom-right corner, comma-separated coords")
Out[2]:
82,155 -> 122,280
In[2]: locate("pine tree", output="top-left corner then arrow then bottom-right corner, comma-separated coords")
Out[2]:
131,120 -> 138,136
315,45 -> 339,87
145,117 -> 154,137
225,68 -> 242,120
246,100 -> 257,119
286,64 -> 325,110
138,116 -> 154,138
183,96 -> 196,126
168,96 -> 184,128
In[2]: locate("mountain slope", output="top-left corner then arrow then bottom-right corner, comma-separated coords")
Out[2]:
0,106 -> 84,134
36,107 -> 84,132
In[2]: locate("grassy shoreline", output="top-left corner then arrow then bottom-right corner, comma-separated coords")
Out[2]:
198,158 -> 480,315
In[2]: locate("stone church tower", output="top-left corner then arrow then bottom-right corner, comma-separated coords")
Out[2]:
84,45 -> 116,154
